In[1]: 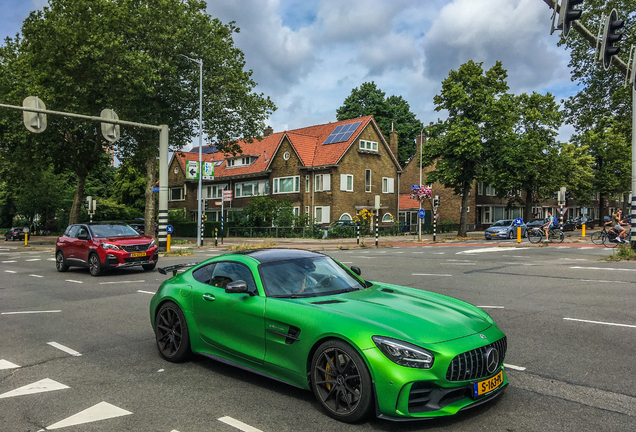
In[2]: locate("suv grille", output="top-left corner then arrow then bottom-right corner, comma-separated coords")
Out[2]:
120,243 -> 151,253
446,337 -> 507,382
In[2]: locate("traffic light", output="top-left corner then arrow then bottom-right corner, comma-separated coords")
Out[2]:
204,199 -> 209,211
602,8 -> 624,70
433,196 -> 440,208
84,196 -> 92,210
559,0 -> 583,38
22,96 -> 47,133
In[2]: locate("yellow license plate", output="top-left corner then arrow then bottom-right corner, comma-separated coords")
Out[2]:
473,370 -> 503,397
130,252 -> 147,258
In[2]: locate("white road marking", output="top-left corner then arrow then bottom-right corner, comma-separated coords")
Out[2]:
99,280 -> 145,285
457,247 -> 527,254
66,280 -> 83,284
412,251 -> 424,254
0,359 -> 20,370
0,378 -> 69,399
137,290 -> 155,295
570,266 -> 636,272
561,258 -> 588,261
48,342 -> 81,357
29,274 -> 44,278
580,279 -> 629,284
25,258 -> 41,261
564,318 -> 636,329
5,270 -> 16,273
478,306 -> 505,309
1,310 -> 61,315
218,416 -> 263,432
47,258 -> 56,261
2,260 -> 17,263
412,273 -> 452,277
351,256 -> 376,259
579,247 -> 594,250
433,252 -> 445,255
340,262 -> 353,264
446,259 -> 474,262
504,363 -> 526,371
47,401 -> 132,430
444,262 -> 476,265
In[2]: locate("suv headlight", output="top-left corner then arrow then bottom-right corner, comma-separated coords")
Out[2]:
372,336 -> 434,369
149,239 -> 156,247
101,242 -> 120,251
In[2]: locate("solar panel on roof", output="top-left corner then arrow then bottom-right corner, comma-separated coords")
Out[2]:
323,121 -> 362,145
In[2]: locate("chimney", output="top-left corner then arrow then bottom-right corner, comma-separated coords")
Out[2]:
264,125 -> 273,137
389,128 -> 398,158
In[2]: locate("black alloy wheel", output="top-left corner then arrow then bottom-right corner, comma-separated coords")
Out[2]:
55,251 -> 69,272
155,302 -> 191,362
88,253 -> 102,276
311,340 -> 373,423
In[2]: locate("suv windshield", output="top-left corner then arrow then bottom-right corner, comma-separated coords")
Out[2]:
89,224 -> 140,238
259,256 -> 363,298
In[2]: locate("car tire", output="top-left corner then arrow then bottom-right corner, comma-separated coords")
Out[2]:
142,263 -> 157,271
310,339 -> 373,423
88,253 -> 102,276
55,250 -> 69,272
155,302 -> 191,362
507,231 -> 513,239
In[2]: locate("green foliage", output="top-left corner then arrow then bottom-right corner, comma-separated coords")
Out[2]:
337,82 -> 423,164
168,209 -> 188,224
111,159 -> 147,212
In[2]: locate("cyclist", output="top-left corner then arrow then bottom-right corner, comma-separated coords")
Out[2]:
542,212 -> 557,240
609,209 -> 627,243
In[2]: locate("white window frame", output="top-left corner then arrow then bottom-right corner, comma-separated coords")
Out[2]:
359,140 -> 378,152
315,173 -> 331,192
339,213 -> 352,221
382,177 -> 395,193
340,174 -> 353,192
382,213 -> 393,223
273,176 -> 300,194
314,206 -> 331,224
235,181 -> 255,198
305,175 -> 310,193
169,186 -> 185,201
365,169 -> 372,193
486,185 -> 496,196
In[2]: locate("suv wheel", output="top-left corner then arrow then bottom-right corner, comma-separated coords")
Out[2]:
89,253 -> 102,276
56,250 -> 69,272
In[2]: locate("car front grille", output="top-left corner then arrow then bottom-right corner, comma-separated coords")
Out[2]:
446,337 -> 507,382
120,243 -> 151,253
408,382 -> 467,413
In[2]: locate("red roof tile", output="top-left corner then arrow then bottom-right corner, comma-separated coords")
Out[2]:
399,194 -> 420,210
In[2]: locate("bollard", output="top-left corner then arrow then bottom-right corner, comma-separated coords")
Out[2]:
357,226 -> 360,245
375,213 -> 378,246
167,234 -> 171,252
25,233 -> 28,246
215,228 -> 218,247
517,227 -> 521,244
582,224 -> 586,238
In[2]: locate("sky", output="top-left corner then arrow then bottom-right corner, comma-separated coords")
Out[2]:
0,0 -> 577,147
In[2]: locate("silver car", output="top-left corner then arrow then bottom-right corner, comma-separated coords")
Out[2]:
484,219 -> 527,240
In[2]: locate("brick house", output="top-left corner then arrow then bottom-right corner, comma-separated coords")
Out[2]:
168,116 -> 402,226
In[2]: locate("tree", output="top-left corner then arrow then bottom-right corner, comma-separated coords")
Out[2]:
337,82 -> 423,164
486,92 -> 564,219
1,0 -> 276,232
425,60 -> 512,237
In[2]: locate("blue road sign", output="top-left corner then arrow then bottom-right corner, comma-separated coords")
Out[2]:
514,217 -> 524,226
166,225 -> 174,234
418,209 -> 425,218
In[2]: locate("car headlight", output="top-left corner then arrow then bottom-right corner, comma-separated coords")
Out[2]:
149,239 -> 156,247
372,336 -> 434,369
101,242 -> 120,251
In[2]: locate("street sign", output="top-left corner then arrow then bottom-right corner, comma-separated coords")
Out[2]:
222,190 -> 233,201
166,225 -> 174,234
202,161 -> 214,180
215,201 -> 222,206
186,161 -> 199,179
581,207 -> 588,215
581,216 -> 588,223
100,109 -> 120,142
23,96 -> 47,133
557,207 -> 569,216
412,185 -> 419,189
418,209 -> 425,219
514,217 -> 524,226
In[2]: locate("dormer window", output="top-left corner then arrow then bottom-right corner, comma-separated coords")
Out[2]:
227,156 -> 255,167
359,140 -> 378,152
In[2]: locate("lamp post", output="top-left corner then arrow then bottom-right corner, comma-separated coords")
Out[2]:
180,54 -> 204,246
418,130 -> 424,241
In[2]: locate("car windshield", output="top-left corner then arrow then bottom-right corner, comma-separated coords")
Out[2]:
259,256 -> 364,298
90,224 -> 140,238
491,220 -> 511,227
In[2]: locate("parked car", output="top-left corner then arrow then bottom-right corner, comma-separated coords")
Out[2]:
128,223 -> 145,235
525,218 -> 547,230
55,222 -> 158,276
484,219 -> 527,240
563,216 -> 595,231
4,227 -> 27,241
150,249 -> 508,422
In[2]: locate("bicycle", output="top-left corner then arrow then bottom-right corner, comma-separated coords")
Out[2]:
527,226 -> 564,244
602,227 -> 631,248
590,226 -> 610,245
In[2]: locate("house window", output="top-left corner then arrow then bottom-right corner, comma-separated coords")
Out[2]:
360,140 -> 378,152
293,206 -> 300,217
314,206 -> 330,224
170,187 -> 184,201
315,174 -> 331,192
227,157 -> 253,167
483,206 -> 491,224
340,174 -> 353,192
206,184 -> 228,199
340,213 -> 352,221
478,182 -> 484,195
305,206 -> 310,215
365,169 -> 372,193
273,176 -> 300,194
305,175 -> 310,193
382,177 -> 395,193
486,185 -> 496,196
382,213 -> 393,223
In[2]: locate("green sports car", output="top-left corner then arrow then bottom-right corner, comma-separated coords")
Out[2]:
149,249 -> 508,423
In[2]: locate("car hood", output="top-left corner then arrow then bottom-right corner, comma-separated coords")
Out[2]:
308,284 -> 492,344
485,226 -> 508,232
96,236 -> 154,245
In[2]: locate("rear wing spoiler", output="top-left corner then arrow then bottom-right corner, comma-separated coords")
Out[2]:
158,262 -> 200,277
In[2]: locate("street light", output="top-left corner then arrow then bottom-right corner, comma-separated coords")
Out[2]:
180,54 -> 204,247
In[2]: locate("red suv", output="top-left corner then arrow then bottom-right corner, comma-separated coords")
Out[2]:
56,222 -> 159,276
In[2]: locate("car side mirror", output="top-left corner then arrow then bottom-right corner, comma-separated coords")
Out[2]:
225,280 -> 250,294
350,266 -> 361,276
77,233 -> 89,240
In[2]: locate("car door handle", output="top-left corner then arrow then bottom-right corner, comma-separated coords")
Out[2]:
202,294 -> 215,302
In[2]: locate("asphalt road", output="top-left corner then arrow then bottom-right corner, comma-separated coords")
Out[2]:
1,241 -> 635,431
